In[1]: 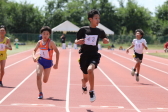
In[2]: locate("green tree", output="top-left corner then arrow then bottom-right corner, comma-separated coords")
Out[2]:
119,0 -> 152,34
155,0 -> 168,35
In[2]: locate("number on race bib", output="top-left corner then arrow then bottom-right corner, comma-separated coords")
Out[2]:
85,35 -> 98,46
40,50 -> 50,59
0,44 -> 5,51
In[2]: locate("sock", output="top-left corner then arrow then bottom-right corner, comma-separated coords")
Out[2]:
0,81 -> 2,84
137,73 -> 139,76
133,68 -> 136,72
89,90 -> 94,92
39,92 -> 43,94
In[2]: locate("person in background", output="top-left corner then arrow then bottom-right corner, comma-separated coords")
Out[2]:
0,25 -> 12,87
164,42 -> 168,53
126,29 -> 148,82
60,34 -> 66,43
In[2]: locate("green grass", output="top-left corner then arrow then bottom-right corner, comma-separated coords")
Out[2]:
148,53 -> 168,59
7,43 -> 36,55
147,44 -> 164,50
100,42 -> 164,50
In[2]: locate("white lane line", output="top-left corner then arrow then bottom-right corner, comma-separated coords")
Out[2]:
0,70 -> 36,104
98,67 -> 141,112
5,52 -> 39,69
113,52 -> 168,75
105,49 -> 168,66
66,49 -> 71,112
5,56 -> 31,69
8,49 -> 33,57
11,103 -> 55,107
127,53 -> 168,66
101,53 -> 168,91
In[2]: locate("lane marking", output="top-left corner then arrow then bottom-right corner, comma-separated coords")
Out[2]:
5,56 -> 31,69
101,53 -> 168,91
128,54 -> 168,66
5,52 -> 40,69
8,49 -> 33,57
148,108 -> 168,110
105,49 -> 168,66
11,103 -> 55,107
0,70 -> 36,104
113,52 -> 168,75
66,49 -> 71,112
70,84 -> 164,88
98,66 -> 141,112
79,105 -> 124,109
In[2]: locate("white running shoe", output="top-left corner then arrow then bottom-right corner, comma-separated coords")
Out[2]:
136,74 -> 139,82
89,91 -> 96,102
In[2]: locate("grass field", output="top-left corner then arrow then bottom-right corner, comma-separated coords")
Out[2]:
148,53 -> 168,59
7,44 -> 36,55
101,43 -> 164,50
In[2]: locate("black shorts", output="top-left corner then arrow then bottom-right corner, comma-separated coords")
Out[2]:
79,52 -> 101,74
134,52 -> 143,60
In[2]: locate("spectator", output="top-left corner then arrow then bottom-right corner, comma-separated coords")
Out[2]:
164,42 -> 168,53
60,34 -> 66,43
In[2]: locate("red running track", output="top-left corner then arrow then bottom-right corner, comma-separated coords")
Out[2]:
0,48 -> 168,112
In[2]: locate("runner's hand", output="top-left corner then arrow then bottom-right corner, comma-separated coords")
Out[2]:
126,49 -> 129,53
33,57 -> 37,62
103,38 -> 109,44
53,64 -> 58,69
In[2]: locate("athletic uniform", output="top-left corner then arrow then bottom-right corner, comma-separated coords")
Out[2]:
77,26 -> 106,74
0,37 -> 8,60
164,42 -> 168,52
132,38 -> 147,62
38,39 -> 53,69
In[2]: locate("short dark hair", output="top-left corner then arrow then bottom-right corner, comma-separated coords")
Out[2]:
88,9 -> 100,20
135,29 -> 144,37
40,26 -> 52,34
0,25 -> 6,31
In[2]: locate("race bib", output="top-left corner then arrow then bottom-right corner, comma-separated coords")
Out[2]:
85,35 -> 98,46
40,50 -> 49,59
135,42 -> 144,51
0,44 -> 5,51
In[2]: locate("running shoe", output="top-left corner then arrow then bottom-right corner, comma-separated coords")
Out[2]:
136,73 -> 139,82
0,82 -> 3,87
89,91 -> 96,102
131,68 -> 136,76
82,87 -> 87,94
38,93 -> 43,99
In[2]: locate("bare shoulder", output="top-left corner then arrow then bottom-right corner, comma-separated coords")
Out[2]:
50,40 -> 56,45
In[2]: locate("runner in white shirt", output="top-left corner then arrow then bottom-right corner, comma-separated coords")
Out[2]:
126,29 -> 148,82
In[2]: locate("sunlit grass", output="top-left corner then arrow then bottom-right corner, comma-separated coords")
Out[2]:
7,43 -> 36,55
148,53 -> 168,59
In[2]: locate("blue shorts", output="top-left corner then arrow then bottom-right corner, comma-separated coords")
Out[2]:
38,57 -> 53,69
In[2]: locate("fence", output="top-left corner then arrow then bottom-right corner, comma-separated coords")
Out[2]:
7,33 -> 168,44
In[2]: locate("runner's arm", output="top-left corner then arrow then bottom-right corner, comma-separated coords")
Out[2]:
126,44 -> 134,53
6,38 -> 12,50
51,41 -> 59,69
32,41 -> 40,62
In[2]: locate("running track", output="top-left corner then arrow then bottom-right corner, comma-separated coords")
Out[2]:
0,48 -> 168,112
